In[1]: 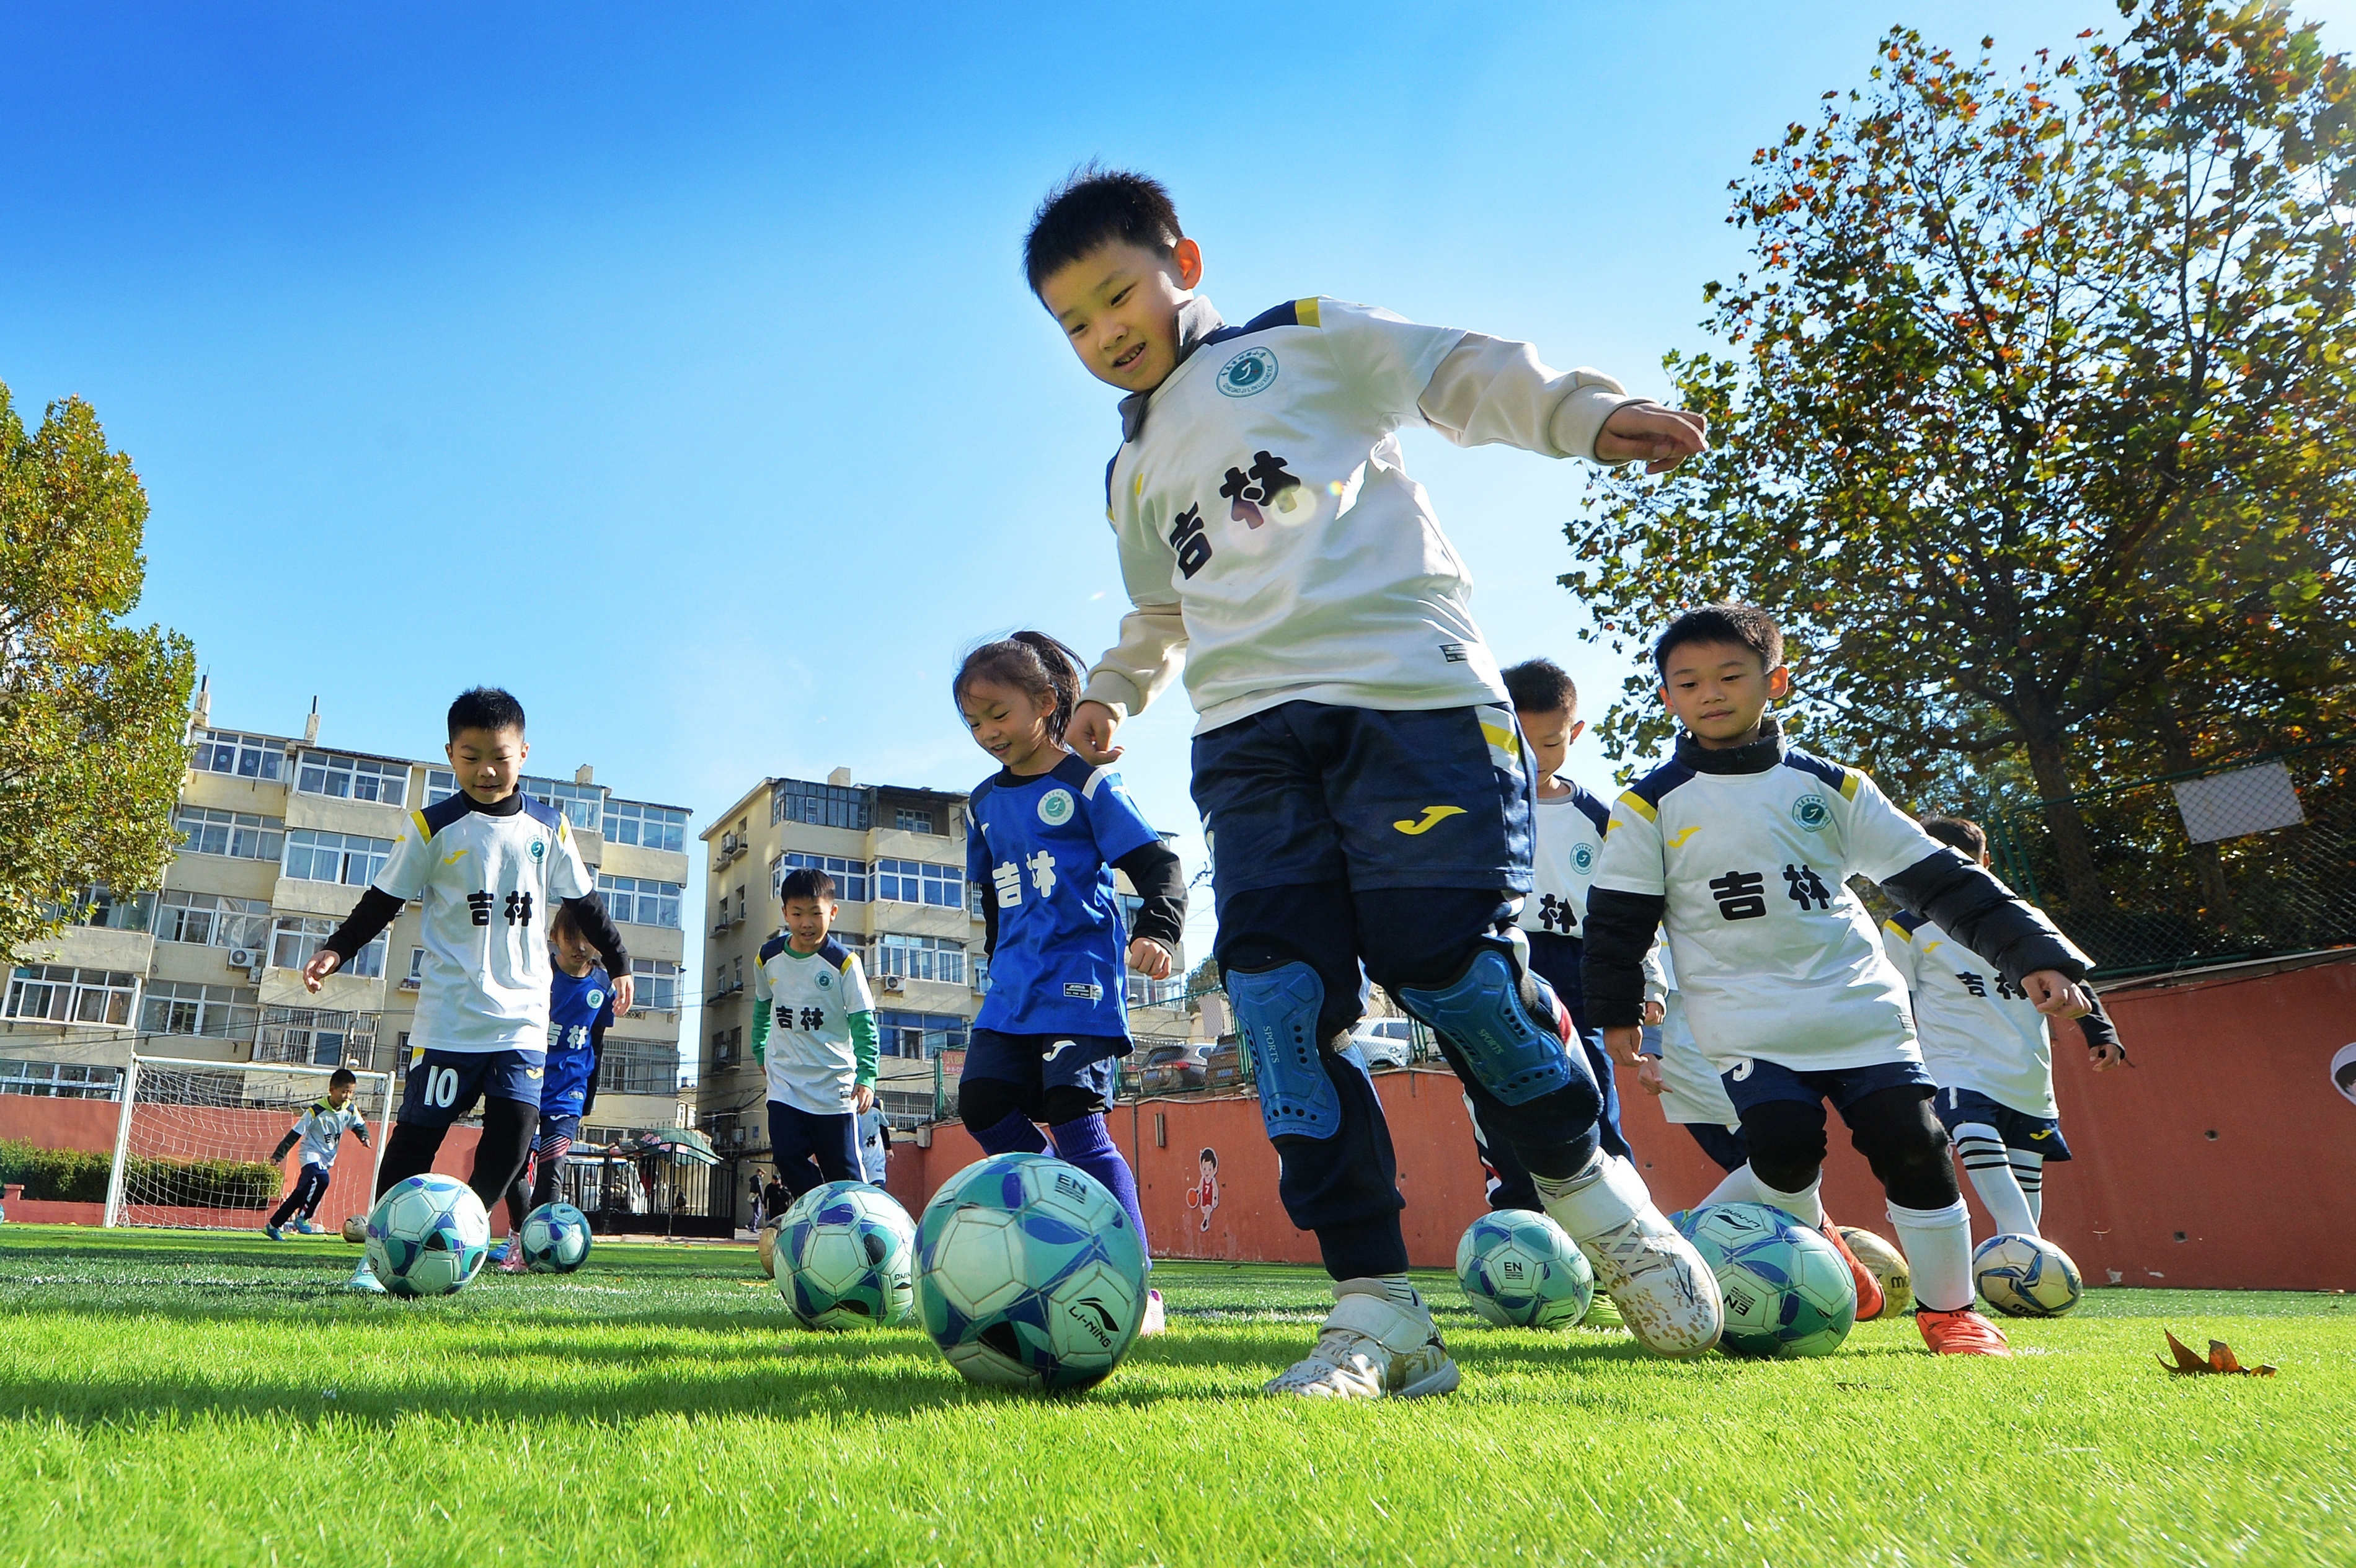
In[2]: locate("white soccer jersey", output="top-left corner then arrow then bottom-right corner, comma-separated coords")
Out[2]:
1650,991 -> 1742,1130
1884,912 -> 2059,1118
1517,781 -> 1612,938
374,794 -> 593,1054
291,1100 -> 368,1170
1089,296 -> 1639,734
1592,742 -> 1946,1073
753,936 -> 877,1116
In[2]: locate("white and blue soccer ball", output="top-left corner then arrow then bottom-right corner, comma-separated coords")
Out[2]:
365,1174 -> 490,1298
520,1200 -> 593,1274
1975,1233 -> 2084,1318
1455,1209 -> 1595,1329
778,1180 -> 917,1330
1676,1202 -> 1857,1358
915,1153 -> 1149,1391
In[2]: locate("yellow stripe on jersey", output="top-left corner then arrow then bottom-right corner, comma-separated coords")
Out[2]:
1473,704 -> 1522,777
409,808 -> 430,843
1882,917 -> 1915,946
1614,791 -> 1657,825
1295,296 -> 1322,327
1839,769 -> 1862,801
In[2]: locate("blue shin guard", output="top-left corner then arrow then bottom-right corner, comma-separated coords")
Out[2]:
1226,962 -> 1362,1141
1396,939 -> 1574,1106
1049,1113 -> 1151,1265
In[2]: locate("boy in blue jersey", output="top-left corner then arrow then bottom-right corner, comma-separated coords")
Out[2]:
1025,169 -> 1719,1393
751,866 -> 879,1198
265,1066 -> 370,1239
498,903 -> 615,1270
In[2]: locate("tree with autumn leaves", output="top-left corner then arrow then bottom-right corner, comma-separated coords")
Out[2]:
1574,0 -> 2356,911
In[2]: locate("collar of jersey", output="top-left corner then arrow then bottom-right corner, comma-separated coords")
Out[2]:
454,789 -> 526,817
1117,296 -> 1228,443
1673,713 -> 1786,776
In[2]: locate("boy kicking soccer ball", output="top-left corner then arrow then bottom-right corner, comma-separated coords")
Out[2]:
1884,815 -> 2128,1240
264,1066 -> 371,1239
498,902 -> 617,1272
1585,605 -> 2096,1355
303,687 -> 632,1293
751,866 -> 880,1201
1025,167 -> 1719,1394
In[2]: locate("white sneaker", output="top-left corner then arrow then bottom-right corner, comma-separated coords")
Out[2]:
1137,1288 -> 1167,1337
1264,1280 -> 1459,1399
347,1259 -> 387,1295
1544,1153 -> 1722,1358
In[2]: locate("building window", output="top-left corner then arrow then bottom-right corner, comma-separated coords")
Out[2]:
255,1006 -> 377,1068
295,752 -> 410,806
405,947 -> 426,985
873,932 -> 965,986
598,874 -> 683,929
174,806 -> 285,861
0,1060 -> 123,1100
627,959 -> 680,1012
895,806 -> 934,833
5,966 -> 140,1027
971,954 -> 990,993
875,858 -> 962,909
773,778 -> 870,831
1125,974 -> 1186,1007
711,1026 -> 743,1066
138,981 -> 259,1040
283,828 -> 392,886
270,916 -> 387,979
598,1038 -> 679,1097
875,1011 -> 968,1060
522,777 -> 603,833
62,886 -> 155,932
425,769 -> 458,806
191,730 -> 286,781
774,853 -> 867,903
157,891 -> 274,951
606,799 -> 689,853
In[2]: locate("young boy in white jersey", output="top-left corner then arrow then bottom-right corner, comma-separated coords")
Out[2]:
1884,815 -> 2127,1240
751,866 -> 879,1199
303,688 -> 633,1293
1585,605 -> 2096,1355
1025,167 -> 1722,1394
265,1066 -> 371,1239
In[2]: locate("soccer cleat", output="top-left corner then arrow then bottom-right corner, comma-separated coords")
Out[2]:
347,1259 -> 387,1295
1263,1280 -> 1459,1399
1578,1293 -> 1626,1331
1917,1305 -> 2012,1357
293,1218 -> 320,1236
1137,1288 -> 1167,1337
265,1224 -> 285,1241
1820,1220 -> 1886,1321
499,1247 -> 529,1274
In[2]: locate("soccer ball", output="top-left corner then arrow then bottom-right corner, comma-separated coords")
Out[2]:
520,1201 -> 593,1274
1836,1225 -> 1913,1318
1975,1234 -> 2084,1318
340,1215 -> 368,1244
779,1181 -> 917,1330
758,1217 -> 786,1278
365,1174 -> 490,1298
1455,1209 -> 1594,1329
915,1153 -> 1149,1390
1676,1202 -> 1857,1358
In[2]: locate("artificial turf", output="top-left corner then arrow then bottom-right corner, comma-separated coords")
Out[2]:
1,1223 -> 2349,1567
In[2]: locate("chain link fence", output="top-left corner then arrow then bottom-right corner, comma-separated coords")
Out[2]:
1984,737 -> 2356,978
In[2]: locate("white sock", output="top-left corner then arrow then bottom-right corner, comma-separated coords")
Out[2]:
2008,1149 -> 2045,1227
1751,1169 -> 1827,1229
1702,1162 -> 1757,1210
1954,1122 -> 2037,1238
1532,1150 -> 1656,1242
1887,1197 -> 1975,1312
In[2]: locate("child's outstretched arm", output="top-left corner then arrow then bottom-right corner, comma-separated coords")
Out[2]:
1112,839 -> 1185,980
559,895 -> 634,1014
270,1127 -> 301,1164
1074,604 -> 1187,766
1415,333 -> 1706,473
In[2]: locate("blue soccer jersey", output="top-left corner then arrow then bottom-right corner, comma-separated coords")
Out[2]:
542,965 -> 614,1119
968,754 -> 1162,1037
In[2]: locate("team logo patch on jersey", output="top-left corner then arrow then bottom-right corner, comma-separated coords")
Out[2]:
587,991 -> 605,1009
1791,795 -> 1831,832
1571,843 -> 1595,874
1215,346 -> 1277,397
529,838 -> 546,861
1038,787 -> 1075,826
816,972 -> 832,990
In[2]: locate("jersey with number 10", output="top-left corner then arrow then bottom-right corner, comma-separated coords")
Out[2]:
968,754 -> 1161,1038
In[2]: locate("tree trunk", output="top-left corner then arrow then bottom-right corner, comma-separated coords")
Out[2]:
2019,722 -> 2106,910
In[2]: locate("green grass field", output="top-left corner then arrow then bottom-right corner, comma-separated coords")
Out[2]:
2,1223 -> 2350,1567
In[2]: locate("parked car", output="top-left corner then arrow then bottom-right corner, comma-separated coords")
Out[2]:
1348,1017 -> 1415,1071
1139,1041 -> 1208,1094
1203,1037 -> 1243,1090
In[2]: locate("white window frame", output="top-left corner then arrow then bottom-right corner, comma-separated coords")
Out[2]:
191,730 -> 287,781
174,806 -> 285,861
5,965 -> 141,1027
598,874 -> 683,929
282,828 -> 392,886
156,890 -> 275,951
138,980 -> 260,1040
270,916 -> 387,979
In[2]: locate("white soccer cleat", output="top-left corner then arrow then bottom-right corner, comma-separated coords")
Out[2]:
1263,1280 -> 1459,1399
1137,1287 -> 1167,1337
347,1259 -> 388,1295
1544,1153 -> 1722,1358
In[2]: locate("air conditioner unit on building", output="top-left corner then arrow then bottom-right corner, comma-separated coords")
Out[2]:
228,947 -> 260,968
722,832 -> 740,857
879,974 -> 905,993
246,965 -> 267,984
397,977 -> 420,991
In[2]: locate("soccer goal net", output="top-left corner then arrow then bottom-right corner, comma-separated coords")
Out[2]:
102,1055 -> 394,1231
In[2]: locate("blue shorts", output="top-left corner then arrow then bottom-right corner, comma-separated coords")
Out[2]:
534,1112 -> 582,1153
400,1045 -> 546,1128
1190,701 -> 1531,910
1720,1056 -> 1934,1117
1933,1085 -> 2072,1161
962,1029 -> 1127,1118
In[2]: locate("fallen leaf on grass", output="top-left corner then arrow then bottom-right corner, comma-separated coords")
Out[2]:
2160,1329 -> 2276,1376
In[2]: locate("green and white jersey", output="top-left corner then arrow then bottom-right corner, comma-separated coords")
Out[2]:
373,793 -> 593,1054
290,1099 -> 369,1170
751,936 -> 877,1115
1884,911 -> 2058,1118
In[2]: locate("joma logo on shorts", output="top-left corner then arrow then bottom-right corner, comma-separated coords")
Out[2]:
1392,805 -> 1467,836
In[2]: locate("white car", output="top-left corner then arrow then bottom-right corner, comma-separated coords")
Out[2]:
1348,1017 -> 1416,1071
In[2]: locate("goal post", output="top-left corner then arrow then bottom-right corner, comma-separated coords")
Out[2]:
100,1055 -> 396,1232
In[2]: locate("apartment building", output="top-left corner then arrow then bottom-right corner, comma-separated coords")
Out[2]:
1,688 -> 693,1141
695,768 -> 1190,1167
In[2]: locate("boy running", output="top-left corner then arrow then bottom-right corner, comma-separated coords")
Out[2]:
499,903 -> 616,1270
303,687 -> 632,1293
1584,605 -> 2095,1355
1025,167 -> 1719,1394
265,1066 -> 371,1239
752,866 -> 879,1199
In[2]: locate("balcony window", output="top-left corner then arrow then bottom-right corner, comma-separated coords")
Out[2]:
773,779 -> 870,830
139,981 -> 259,1040
175,807 -> 285,861
270,916 -> 387,979
157,891 -> 273,951
296,752 -> 410,806
5,966 -> 140,1027
873,932 -> 965,986
606,800 -> 688,853
283,829 -> 392,886
191,730 -> 286,781
774,853 -> 867,904
599,875 -> 683,929
522,777 -> 603,833
874,858 -> 962,909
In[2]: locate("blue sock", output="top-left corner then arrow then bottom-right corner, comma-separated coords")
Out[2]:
1048,1114 -> 1151,1269
971,1109 -> 1048,1157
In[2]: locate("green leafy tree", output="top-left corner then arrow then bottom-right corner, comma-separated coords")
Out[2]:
1571,1 -> 2356,908
0,383 -> 196,955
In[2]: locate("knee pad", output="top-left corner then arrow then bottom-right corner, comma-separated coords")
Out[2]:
1228,962 -> 1355,1141
959,1079 -> 1025,1137
1394,937 -> 1572,1106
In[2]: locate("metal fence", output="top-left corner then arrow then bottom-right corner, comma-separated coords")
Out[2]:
1984,738 -> 2356,978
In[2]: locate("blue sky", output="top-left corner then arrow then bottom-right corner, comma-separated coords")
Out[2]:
7,1 -> 2349,1053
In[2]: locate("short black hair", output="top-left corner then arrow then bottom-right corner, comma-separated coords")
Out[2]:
1023,165 -> 1181,295
448,686 -> 526,739
329,1066 -> 356,1089
1653,604 -> 1784,676
779,867 -> 836,905
1199,1148 -> 1218,1168
1921,817 -> 1988,860
1502,658 -> 1577,717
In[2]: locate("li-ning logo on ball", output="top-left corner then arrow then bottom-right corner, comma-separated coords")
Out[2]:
1791,795 -> 1831,833
1215,346 -> 1277,396
1067,1295 -> 1119,1348
1038,788 -> 1075,826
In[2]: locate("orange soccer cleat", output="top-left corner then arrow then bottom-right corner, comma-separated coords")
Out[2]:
1916,1305 -> 2013,1357
1819,1220 -> 1885,1322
